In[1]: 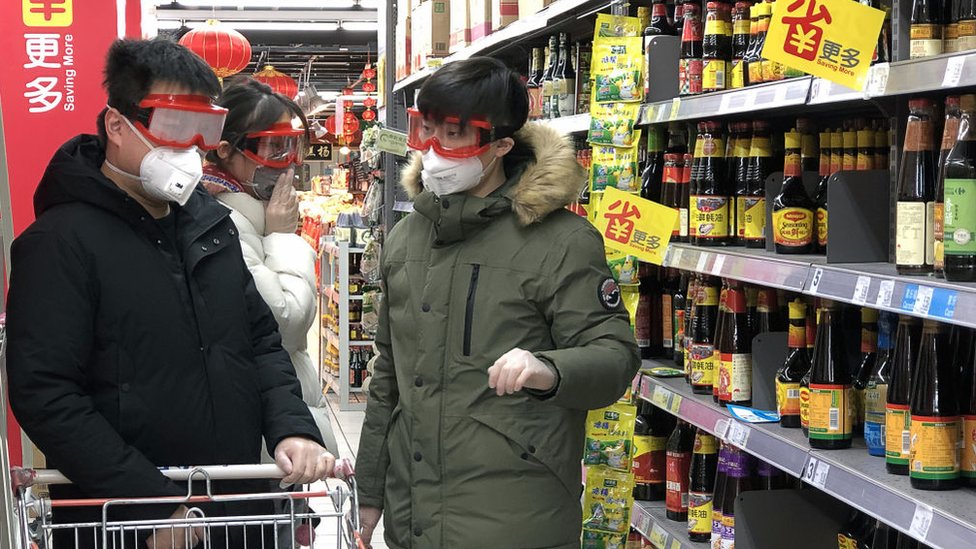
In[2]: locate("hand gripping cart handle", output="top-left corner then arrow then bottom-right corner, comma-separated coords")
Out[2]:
10,460 -> 366,549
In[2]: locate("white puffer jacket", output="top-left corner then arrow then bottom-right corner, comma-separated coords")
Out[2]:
216,192 -> 338,456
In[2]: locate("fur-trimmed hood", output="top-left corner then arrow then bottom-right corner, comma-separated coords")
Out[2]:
400,122 -> 585,225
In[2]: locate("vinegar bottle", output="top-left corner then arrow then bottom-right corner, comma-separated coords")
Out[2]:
896,98 -> 937,275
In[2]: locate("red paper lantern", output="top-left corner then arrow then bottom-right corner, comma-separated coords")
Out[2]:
363,97 -> 377,108
253,65 -> 298,98
344,118 -> 361,134
362,81 -> 376,93
179,20 -> 252,79
363,67 -> 377,79
344,112 -> 358,124
342,87 -> 355,96
343,100 -> 354,109
362,109 -> 376,121
323,115 -> 338,134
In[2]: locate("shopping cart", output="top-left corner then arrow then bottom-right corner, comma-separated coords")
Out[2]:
9,461 -> 364,549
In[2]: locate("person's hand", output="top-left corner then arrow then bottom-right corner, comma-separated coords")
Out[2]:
145,505 -> 204,549
274,436 -> 335,485
264,169 -> 299,235
487,348 -> 557,396
358,505 -> 383,549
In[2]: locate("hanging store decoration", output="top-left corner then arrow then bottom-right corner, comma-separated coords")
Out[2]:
363,97 -> 377,108
362,81 -> 376,93
362,109 -> 376,121
178,20 -> 252,79
254,65 -> 298,99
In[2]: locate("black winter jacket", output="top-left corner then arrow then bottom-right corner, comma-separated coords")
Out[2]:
6,135 -> 322,538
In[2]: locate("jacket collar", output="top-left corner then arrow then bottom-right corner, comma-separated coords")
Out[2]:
412,169 -> 520,246
400,123 -> 585,227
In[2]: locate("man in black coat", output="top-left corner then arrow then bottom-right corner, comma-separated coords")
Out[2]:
6,38 -> 333,549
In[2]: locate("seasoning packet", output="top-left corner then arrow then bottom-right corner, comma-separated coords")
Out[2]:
584,403 -> 638,471
606,249 -> 640,285
582,466 -> 636,534
590,145 -> 640,193
592,37 -> 645,103
594,13 -> 643,38
588,103 -> 641,147
582,529 -> 628,549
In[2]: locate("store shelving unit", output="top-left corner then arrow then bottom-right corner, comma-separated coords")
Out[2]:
635,368 -> 976,549
319,240 -> 372,412
630,500 -> 697,549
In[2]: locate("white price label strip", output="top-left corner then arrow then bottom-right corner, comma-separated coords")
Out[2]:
852,275 -> 871,305
696,252 -> 710,273
809,267 -> 825,294
727,421 -> 751,448
864,63 -> 890,96
712,254 -> 726,275
652,385 -> 671,409
876,280 -> 895,307
909,503 -> 934,541
715,418 -> 731,442
802,457 -> 830,489
669,98 -> 681,121
913,286 -> 934,315
943,56 -> 966,88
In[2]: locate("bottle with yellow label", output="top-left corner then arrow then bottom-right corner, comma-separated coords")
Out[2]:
961,325 -> 976,486
691,276 -> 720,395
887,315 -> 922,475
842,128 -> 858,172
910,320 -> 961,490
687,429 -> 718,542
857,129 -> 875,171
691,121 -> 731,246
730,1 -> 750,89
772,130 -> 815,254
702,2 -> 731,93
911,0 -> 945,59
809,302 -> 854,450
777,299 -> 809,428
814,131 -> 831,254
744,120 -> 772,249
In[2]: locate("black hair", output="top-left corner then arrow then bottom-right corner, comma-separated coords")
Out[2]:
207,76 -> 310,166
416,57 -> 528,139
97,37 -> 221,146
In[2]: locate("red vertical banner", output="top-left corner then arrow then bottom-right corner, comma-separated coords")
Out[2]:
0,0 -> 142,466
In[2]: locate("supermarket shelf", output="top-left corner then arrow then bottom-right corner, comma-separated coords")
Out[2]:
392,0 -> 609,92
640,77 -> 812,124
323,242 -> 365,257
537,113 -> 591,134
664,243 -> 821,292
325,287 -> 364,305
322,327 -> 374,349
639,369 -> 976,549
630,500 -> 697,549
322,369 -> 364,394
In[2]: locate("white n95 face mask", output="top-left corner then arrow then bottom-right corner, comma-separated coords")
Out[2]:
420,149 -> 495,197
104,116 -> 204,206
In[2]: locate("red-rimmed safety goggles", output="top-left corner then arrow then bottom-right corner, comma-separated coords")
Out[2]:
238,122 -> 307,169
406,107 -> 496,159
131,94 -> 228,151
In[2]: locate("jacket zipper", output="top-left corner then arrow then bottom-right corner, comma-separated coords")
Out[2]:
463,264 -> 480,356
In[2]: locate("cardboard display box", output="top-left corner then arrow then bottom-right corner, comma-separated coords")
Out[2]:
517,0 -> 552,19
449,0 -> 472,53
470,0 -> 492,41
492,0 -> 518,31
396,16 -> 412,81
412,0 -> 451,69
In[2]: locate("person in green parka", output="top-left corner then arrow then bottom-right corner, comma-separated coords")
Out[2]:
356,57 -> 641,549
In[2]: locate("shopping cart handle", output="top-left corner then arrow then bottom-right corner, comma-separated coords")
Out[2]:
13,459 -> 355,489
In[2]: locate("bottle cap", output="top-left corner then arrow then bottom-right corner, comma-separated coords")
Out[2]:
784,129 -> 802,149
946,95 -> 961,108
707,1 -> 720,9
908,98 -> 934,110
665,153 -> 681,162
961,94 -> 976,111
788,299 -> 807,321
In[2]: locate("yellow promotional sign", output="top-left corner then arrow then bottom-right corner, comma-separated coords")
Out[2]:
594,187 -> 679,266
762,0 -> 884,90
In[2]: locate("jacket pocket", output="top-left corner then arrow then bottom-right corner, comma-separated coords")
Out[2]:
463,264 -> 480,356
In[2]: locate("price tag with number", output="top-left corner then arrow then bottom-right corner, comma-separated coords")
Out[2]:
652,385 -> 671,409
876,280 -> 895,307
727,421 -> 751,448
669,539 -> 681,549
809,267 -> 825,294
649,523 -> 668,547
909,503 -> 934,541
901,284 -> 919,311
712,254 -> 726,276
943,56 -> 966,88
715,418 -> 731,442
930,288 -> 959,319
852,275 -> 871,305
864,63 -> 889,97
670,246 -> 684,267
913,286 -> 934,315
803,456 -> 830,489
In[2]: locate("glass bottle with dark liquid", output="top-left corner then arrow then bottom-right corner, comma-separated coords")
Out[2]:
743,120 -> 771,248
679,0 -> 705,96
943,94 -> 976,282
690,276 -> 720,394
732,121 -> 751,246
773,130 -> 815,254
961,325 -> 976,485
702,1 -> 732,93
718,280 -> 752,407
687,429 -> 718,541
710,443 -> 730,549
713,281 -> 730,403
896,98 -> 937,275
730,1 -> 751,89
909,320 -> 961,490
808,302 -> 854,449
814,130 -> 831,254
852,307 -> 879,436
674,270 -> 690,369
865,312 -> 897,457
666,420 -> 697,521
633,399 -> 677,500
886,316 -> 922,475
935,96 -> 962,278
777,299 -> 809,428
691,121 -> 731,246
720,446 -> 753,549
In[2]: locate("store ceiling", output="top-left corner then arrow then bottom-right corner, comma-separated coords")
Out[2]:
154,1 -> 379,94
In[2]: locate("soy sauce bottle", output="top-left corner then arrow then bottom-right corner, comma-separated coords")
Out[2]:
634,400 -> 677,500
886,316 -> 922,475
674,271 -> 690,369
687,429 -> 718,541
772,130 -> 815,254
943,94 -> 976,282
777,299 -> 809,428
852,307 -> 879,436
961,326 -> 976,485
666,420 -> 697,521
808,302 -> 854,449
744,120 -> 772,249
710,444 -> 731,549
896,98 -> 937,275
691,121 -> 731,246
865,312 -> 897,457
909,320 -> 961,490
718,280 -> 753,407
720,446 -> 753,549
690,276 -> 720,395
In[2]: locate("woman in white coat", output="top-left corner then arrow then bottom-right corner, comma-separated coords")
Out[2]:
202,78 -> 338,458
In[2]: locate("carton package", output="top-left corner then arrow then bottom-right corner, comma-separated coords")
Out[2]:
449,0 -> 472,53
470,0 -> 492,41
412,0 -> 451,69
491,0 -> 518,31
517,0 -> 552,18
396,16 -> 412,81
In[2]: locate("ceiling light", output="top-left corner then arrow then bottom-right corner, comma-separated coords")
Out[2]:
339,21 -> 377,31
156,20 -> 341,31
